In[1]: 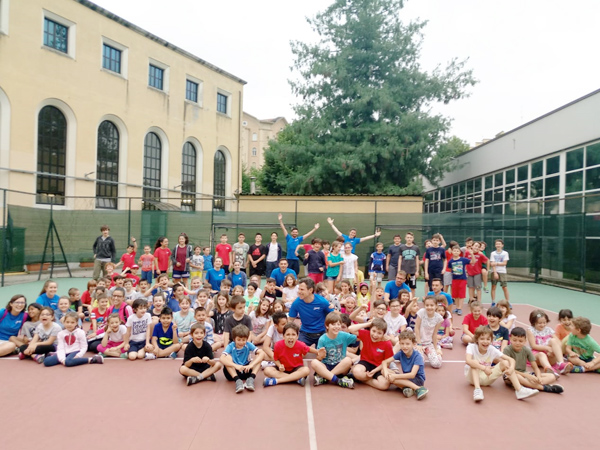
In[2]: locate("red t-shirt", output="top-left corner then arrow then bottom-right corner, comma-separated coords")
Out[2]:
91,307 -> 110,332
215,243 -> 232,265
81,290 -> 92,306
154,247 -> 172,271
274,339 -> 310,372
126,273 -> 140,287
120,251 -> 137,270
139,254 -> 155,272
464,251 -> 489,276
358,329 -> 394,366
462,314 -> 488,334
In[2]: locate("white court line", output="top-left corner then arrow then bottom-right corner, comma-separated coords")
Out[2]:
304,375 -> 318,450
517,303 -> 600,328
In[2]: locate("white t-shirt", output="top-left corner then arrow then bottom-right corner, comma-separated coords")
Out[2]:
125,290 -> 143,303
35,322 -> 62,342
126,313 -> 152,342
384,312 -> 407,336
107,325 -> 127,343
282,285 -> 299,301
501,314 -> 517,332
342,253 -> 358,279
266,242 -> 279,262
416,308 -> 443,344
464,343 -> 503,375
266,324 -> 284,347
249,311 -> 269,335
490,250 -> 509,274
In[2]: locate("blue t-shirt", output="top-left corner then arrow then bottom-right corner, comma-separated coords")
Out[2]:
152,322 -> 178,349
317,331 -> 357,365
427,291 -> 453,306
342,234 -> 362,253
166,294 -> 181,313
384,280 -> 411,299
425,247 -> 446,273
394,349 -> 426,383
285,235 -> 304,260
224,341 -> 257,365
270,268 -> 297,287
369,251 -> 386,272
203,255 -> 213,271
205,268 -> 225,291
448,257 -> 471,280
0,309 -> 26,341
37,293 -> 59,310
227,271 -> 247,289
288,294 -> 334,334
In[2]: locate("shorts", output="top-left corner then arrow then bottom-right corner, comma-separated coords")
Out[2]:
325,275 -> 339,281
405,273 -> 417,290
283,366 -> 303,374
369,271 -> 384,283
387,265 -> 398,281
443,272 -> 453,286
172,270 -> 190,279
224,368 -> 255,381
308,273 -> 324,284
356,360 -> 382,379
128,340 -> 146,353
491,273 -> 508,287
451,279 -> 467,299
183,362 -> 211,375
324,362 -> 347,372
299,330 -> 324,347
141,270 -> 153,283
409,376 -> 425,387
467,274 -> 482,289
190,271 -> 203,280
465,363 -> 503,386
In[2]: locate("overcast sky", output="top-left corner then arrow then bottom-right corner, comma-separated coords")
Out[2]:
92,0 -> 600,147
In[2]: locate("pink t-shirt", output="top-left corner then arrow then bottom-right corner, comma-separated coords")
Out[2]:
139,254 -> 155,272
154,247 -> 171,271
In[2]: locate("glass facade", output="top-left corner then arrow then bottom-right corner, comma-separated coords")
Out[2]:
181,142 -> 196,211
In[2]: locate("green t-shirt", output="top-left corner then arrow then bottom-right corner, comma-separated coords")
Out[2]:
326,253 -> 344,278
566,334 -> 600,360
244,295 -> 259,312
503,345 -> 535,372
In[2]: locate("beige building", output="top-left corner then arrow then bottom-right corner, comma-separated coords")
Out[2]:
241,112 -> 287,170
0,0 -> 245,211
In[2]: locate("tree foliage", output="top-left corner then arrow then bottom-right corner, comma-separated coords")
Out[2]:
260,0 -> 476,194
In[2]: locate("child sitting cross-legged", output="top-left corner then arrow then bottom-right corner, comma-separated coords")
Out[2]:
382,329 -> 428,400
97,313 -> 128,358
145,307 -> 182,360
220,324 -> 265,393
465,325 -> 539,402
566,316 -> 600,373
503,327 -> 563,394
263,322 -> 324,387
351,318 -> 395,391
180,322 -> 223,385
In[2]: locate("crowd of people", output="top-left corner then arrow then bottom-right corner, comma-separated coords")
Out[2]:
1,214 -> 598,401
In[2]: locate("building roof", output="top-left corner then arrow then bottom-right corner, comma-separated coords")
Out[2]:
78,0 -> 246,85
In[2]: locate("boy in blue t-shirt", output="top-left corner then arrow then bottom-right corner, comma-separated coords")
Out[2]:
220,324 -> 264,393
278,213 -> 320,276
369,242 -> 387,285
311,312 -> 360,388
382,329 -> 428,400
146,307 -> 182,360
424,234 -> 447,291
202,247 -> 213,272
447,246 -> 475,315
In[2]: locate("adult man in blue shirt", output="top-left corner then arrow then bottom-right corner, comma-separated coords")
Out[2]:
269,258 -> 296,298
278,213 -> 320,276
384,270 -> 412,302
326,217 -> 381,253
427,278 -> 453,306
289,278 -> 334,346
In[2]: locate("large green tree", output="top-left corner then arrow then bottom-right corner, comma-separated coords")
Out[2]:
261,0 -> 476,195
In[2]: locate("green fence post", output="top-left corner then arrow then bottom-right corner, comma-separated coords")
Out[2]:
128,197 -> 132,241
581,212 -> 586,293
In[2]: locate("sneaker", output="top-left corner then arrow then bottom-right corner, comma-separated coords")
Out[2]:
90,355 -> 104,364
453,308 -> 459,314
337,376 -> 354,389
297,377 -> 306,387
483,287 -> 489,293
207,374 -> 217,382
544,384 -> 564,394
263,377 -> 277,387
559,362 -> 573,375
491,302 -> 496,307
456,309 -> 462,316
473,388 -> 484,402
571,365 -> 585,373
416,387 -> 428,400
261,360 -> 275,369
402,388 -> 415,398
33,354 -> 45,364
544,366 -> 560,378
245,377 -> 255,391
314,374 -> 328,386
516,387 -> 539,400
235,379 -> 244,393
169,352 -> 178,359
144,353 -> 156,361
17,352 -> 25,360
440,343 -> 453,350
119,352 -> 128,359
187,376 -> 199,386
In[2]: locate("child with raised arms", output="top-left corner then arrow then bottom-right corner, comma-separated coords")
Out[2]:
402,297 -> 420,331
44,312 -> 104,367
503,327 -> 563,393
264,322 -> 324,387
180,322 -> 222,385
351,318 -> 395,391
97,313 -> 128,358
382,330 -> 428,400
311,312 -> 358,389
220,324 -> 264,393
123,298 -> 153,361
566,316 -> 600,373
261,278 -> 278,305
146,307 -> 181,360
527,309 -> 571,376
325,240 -> 344,294
18,307 -> 61,363
414,296 -> 443,368
465,325 -> 538,402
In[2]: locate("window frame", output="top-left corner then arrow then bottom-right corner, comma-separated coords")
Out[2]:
142,132 -> 162,210
42,10 -> 76,58
36,106 -> 67,205
216,90 -> 231,116
213,150 -> 226,211
96,120 -> 120,210
148,58 -> 169,93
101,37 -> 128,78
181,142 -> 197,211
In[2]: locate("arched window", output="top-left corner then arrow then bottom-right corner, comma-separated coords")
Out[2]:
143,132 -> 161,210
181,142 -> 196,211
96,120 -> 119,209
37,106 -> 66,205
213,150 -> 226,211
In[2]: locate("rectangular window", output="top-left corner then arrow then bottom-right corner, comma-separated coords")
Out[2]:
531,160 -> 543,178
505,169 -> 515,184
102,44 -> 121,73
494,172 -> 503,188
587,142 -> 600,167
546,155 -> 560,175
485,175 -> 493,190
517,165 -> 528,182
44,18 -> 68,53
567,148 -> 584,171
186,79 -> 198,102
217,92 -> 228,114
149,64 -> 164,90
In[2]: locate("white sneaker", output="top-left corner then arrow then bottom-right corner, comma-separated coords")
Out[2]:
389,361 -> 400,373
261,361 -> 275,370
144,353 -> 156,360
516,387 -> 539,400
473,388 -> 484,402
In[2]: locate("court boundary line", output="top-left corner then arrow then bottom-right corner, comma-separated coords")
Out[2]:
304,368 -> 318,450
516,303 -> 600,328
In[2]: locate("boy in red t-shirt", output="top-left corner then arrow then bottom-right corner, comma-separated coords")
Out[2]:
115,237 -> 138,270
461,301 -> 488,345
138,245 -> 155,284
263,322 -> 324,387
465,242 -> 489,303
351,318 -> 395,391
215,234 -> 232,274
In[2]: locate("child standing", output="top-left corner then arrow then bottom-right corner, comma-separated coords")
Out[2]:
325,240 -> 344,293
139,245 -> 155,284
424,234 -> 447,291
44,312 -> 104,367
465,325 -> 539,402
368,242 -> 387,286
566,316 -> 600,373
341,243 -> 359,287
465,241 -> 488,303
146,307 -> 182,360
171,233 -> 193,288
527,310 -> 571,376
447,245 -> 475,316
202,247 -> 214,274
97,313 -> 128,358
153,237 -> 171,278
124,299 -> 153,360
303,238 -> 326,284
92,225 -> 116,280
189,246 -> 204,281
232,233 -> 250,270
116,236 -> 138,271
180,323 -> 222,385
414,296 -> 443,369
382,330 -> 428,400
220,324 -> 265,393
398,232 -> 420,296
215,234 -> 233,274
490,239 -> 510,305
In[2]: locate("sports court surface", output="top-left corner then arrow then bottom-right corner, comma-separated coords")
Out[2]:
0,281 -> 598,449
